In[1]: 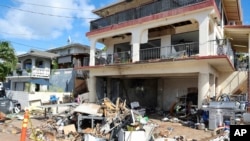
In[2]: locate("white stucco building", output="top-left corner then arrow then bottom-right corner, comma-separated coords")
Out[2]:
77,0 -> 250,111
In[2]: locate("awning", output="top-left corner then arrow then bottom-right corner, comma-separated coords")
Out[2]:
29,79 -> 51,86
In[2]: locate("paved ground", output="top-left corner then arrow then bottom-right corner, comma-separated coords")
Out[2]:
0,117 -> 45,141
0,112 -> 231,141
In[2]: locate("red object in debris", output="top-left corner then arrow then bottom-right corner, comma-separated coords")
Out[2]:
20,110 -> 29,141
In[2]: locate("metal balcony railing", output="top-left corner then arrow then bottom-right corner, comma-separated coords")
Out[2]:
140,42 -> 199,60
95,51 -> 132,65
90,0 -> 205,30
85,42 -> 245,68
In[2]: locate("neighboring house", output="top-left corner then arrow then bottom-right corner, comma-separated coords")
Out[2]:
76,0 -> 250,111
6,49 -> 58,92
47,43 -> 92,68
46,43 -> 91,95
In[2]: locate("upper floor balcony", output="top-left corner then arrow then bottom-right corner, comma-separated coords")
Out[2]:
88,41 -> 238,69
90,0 -> 206,31
10,68 -> 51,78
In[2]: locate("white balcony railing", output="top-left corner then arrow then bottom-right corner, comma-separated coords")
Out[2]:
31,68 -> 50,77
11,68 -> 50,77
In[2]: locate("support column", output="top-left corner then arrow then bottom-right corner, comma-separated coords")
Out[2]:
197,16 -> 209,56
88,75 -> 96,103
31,58 -> 36,69
131,29 -> 148,62
248,34 -> 250,112
198,73 -> 210,108
89,39 -> 97,66
20,60 -> 23,70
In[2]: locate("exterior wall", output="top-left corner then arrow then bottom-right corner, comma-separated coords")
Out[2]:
88,8 -> 214,66
71,47 -> 89,54
86,1 -> 246,110
88,61 -> 218,107
9,77 -> 30,91
7,90 -> 71,110
6,91 -> 29,109
161,78 -> 198,111
52,47 -> 89,56
49,69 -> 75,92
19,57 -> 51,70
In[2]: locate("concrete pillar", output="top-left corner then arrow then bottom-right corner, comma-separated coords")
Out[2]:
31,58 -> 36,68
131,29 -> 148,62
89,39 -> 97,66
197,16 -> 209,56
248,34 -> 250,112
88,75 -> 96,103
20,60 -> 23,70
198,73 -> 210,108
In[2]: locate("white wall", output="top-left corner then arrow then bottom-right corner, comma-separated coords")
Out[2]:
9,91 -> 71,110
161,78 -> 198,111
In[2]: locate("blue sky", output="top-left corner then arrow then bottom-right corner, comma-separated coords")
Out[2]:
0,0 -> 249,55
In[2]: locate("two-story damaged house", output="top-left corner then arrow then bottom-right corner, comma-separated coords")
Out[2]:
46,43 -> 91,94
77,0 -> 250,112
7,49 -> 58,92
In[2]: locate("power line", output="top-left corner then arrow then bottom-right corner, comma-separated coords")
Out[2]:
12,0 -> 88,11
9,41 -> 46,51
0,31 -> 29,36
0,4 -> 97,19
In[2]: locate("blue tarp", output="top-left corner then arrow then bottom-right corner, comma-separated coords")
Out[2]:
29,79 -> 51,85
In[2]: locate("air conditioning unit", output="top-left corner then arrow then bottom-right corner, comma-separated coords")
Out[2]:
228,21 -> 236,25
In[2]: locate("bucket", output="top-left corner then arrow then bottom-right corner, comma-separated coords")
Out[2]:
224,120 -> 230,131
198,123 -> 205,130
195,123 -> 200,129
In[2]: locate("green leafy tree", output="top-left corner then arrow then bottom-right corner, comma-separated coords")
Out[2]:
0,41 -> 17,81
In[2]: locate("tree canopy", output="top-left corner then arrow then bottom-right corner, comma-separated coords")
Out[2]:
0,41 -> 17,81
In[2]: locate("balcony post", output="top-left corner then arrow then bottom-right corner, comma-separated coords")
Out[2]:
197,15 -> 209,56
198,72 -> 210,108
89,39 -> 97,66
131,29 -> 148,62
31,58 -> 36,69
88,75 -> 96,103
248,34 -> 250,112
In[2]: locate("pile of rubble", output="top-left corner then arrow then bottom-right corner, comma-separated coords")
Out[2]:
25,97 -> 162,141
0,97 -> 236,141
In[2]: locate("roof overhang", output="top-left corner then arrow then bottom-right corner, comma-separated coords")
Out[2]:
77,56 -> 234,73
224,25 -> 250,53
93,0 -> 153,17
222,0 -> 243,25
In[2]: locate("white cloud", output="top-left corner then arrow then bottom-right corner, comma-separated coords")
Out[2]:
0,0 -> 96,40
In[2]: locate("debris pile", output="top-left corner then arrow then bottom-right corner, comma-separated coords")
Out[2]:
1,96 -> 247,141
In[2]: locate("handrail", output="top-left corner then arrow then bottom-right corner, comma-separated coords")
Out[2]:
219,71 -> 248,96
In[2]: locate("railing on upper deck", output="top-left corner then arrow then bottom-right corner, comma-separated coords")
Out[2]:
11,68 -> 50,77
95,51 -> 132,65
85,41 -> 243,69
140,42 -> 199,60
93,42 -> 199,65
90,0 -> 205,30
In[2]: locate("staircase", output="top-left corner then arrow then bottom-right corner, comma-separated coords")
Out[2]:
220,71 -> 248,95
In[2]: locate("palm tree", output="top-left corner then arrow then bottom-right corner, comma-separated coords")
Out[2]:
0,41 -> 17,81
